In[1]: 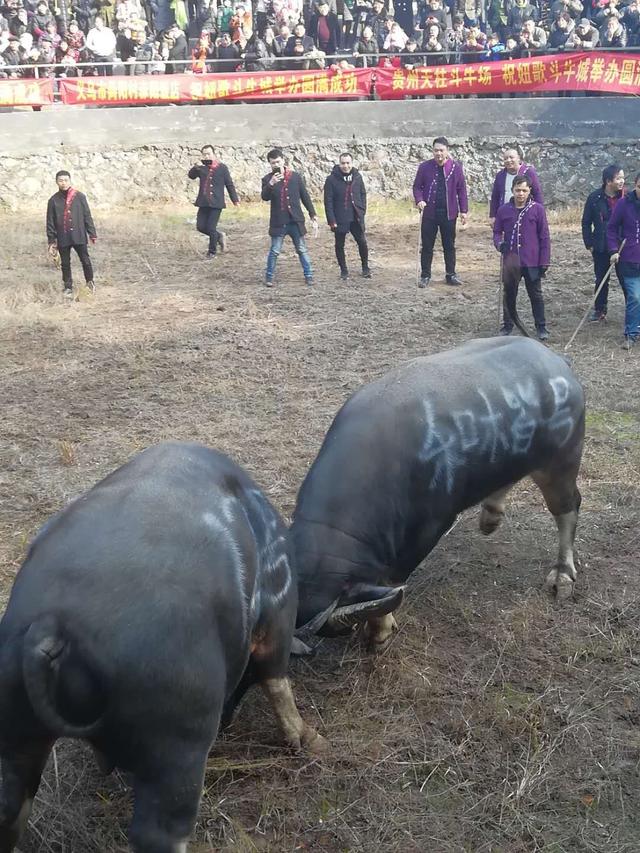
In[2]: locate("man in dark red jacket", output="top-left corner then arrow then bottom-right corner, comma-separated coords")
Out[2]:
261,148 -> 317,287
323,153 -> 371,281
46,170 -> 97,297
412,136 -> 468,288
493,174 -> 551,340
188,144 -> 240,258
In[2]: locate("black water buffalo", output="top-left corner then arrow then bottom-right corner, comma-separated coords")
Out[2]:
293,337 -> 585,645
0,442 -> 324,853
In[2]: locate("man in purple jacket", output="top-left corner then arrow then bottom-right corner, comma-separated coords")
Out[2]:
493,174 -> 551,340
489,149 -> 543,224
607,172 -> 640,349
412,136 -> 469,288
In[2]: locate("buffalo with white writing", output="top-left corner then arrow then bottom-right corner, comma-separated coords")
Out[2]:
0,442 -> 325,853
293,337 -> 585,646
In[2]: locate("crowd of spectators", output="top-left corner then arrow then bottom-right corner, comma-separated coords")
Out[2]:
1,0 -> 638,79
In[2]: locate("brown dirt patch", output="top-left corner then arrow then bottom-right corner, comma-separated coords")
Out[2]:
1,201 -> 639,852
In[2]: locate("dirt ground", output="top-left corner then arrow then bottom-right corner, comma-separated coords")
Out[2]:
1,200 -> 639,853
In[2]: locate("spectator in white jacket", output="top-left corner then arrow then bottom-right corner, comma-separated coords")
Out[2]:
86,16 -> 117,74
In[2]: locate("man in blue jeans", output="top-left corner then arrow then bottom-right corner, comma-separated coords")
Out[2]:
261,148 -> 317,287
608,172 -> 640,350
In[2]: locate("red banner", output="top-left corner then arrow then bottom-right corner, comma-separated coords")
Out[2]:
375,51 -> 640,98
0,78 -> 54,107
59,68 -> 373,105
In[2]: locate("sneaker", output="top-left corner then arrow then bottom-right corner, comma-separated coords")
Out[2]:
218,232 -> 228,252
305,277 -> 314,287
206,252 -> 217,260
499,325 -> 513,336
537,327 -> 550,341
446,274 -> 463,287
622,335 -> 637,351
86,280 -> 95,293
340,269 -> 349,281
265,277 -> 274,288
418,275 -> 430,288
362,267 -> 372,279
63,286 -> 74,299
589,309 -> 607,322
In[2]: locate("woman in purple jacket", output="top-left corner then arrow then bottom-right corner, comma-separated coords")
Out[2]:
412,136 -> 468,288
607,172 -> 640,349
493,174 -> 551,340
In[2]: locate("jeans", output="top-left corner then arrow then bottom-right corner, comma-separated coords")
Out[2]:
266,222 -> 313,280
502,264 -> 546,330
592,250 -> 623,313
421,212 -> 456,278
196,206 -> 222,255
334,221 -> 369,272
59,243 -> 94,287
619,262 -> 640,339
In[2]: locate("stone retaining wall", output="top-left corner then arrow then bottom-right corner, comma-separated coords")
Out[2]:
1,99 -> 638,211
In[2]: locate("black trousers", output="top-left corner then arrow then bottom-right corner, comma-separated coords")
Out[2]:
421,212 -> 456,277
334,221 -> 368,271
592,250 -> 623,313
59,243 -> 93,287
502,264 -> 546,330
196,206 -> 222,254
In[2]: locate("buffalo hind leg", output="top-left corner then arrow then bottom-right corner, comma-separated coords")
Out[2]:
262,678 -> 327,754
0,740 -> 52,853
479,484 -> 514,535
253,606 -> 327,755
531,466 -> 581,601
364,613 -> 398,650
128,741 -> 211,853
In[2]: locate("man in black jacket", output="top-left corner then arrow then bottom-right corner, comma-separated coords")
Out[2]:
261,148 -> 317,287
308,2 -> 341,54
163,23 -> 189,73
188,144 -> 240,258
581,163 -> 625,322
324,153 -> 371,280
46,170 -> 97,297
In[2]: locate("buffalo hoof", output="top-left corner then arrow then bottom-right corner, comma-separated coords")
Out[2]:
478,507 -> 503,535
300,725 -> 329,755
364,613 -> 398,652
545,567 -> 575,601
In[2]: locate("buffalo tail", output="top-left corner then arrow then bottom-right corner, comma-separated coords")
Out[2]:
22,617 -> 105,738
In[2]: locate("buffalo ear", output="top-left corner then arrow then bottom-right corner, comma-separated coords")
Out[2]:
322,584 -> 405,635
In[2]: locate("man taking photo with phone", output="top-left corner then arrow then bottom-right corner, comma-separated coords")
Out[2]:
261,148 -> 318,288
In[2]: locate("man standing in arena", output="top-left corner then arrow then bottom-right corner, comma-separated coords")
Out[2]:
489,148 -> 544,224
46,170 -> 97,298
188,145 -> 240,259
261,148 -> 317,288
324,152 -> 371,281
413,137 -> 468,288
581,164 -> 625,323
493,174 -> 551,341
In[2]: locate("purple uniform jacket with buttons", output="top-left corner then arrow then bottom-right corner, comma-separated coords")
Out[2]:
412,158 -> 469,221
607,192 -> 640,264
493,199 -> 551,268
489,164 -> 543,218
